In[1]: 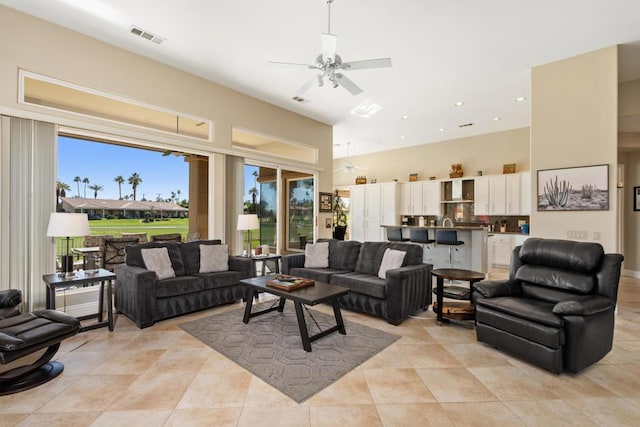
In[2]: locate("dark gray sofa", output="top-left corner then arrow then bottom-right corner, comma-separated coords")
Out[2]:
282,239 -> 432,325
115,239 -> 252,328
473,238 -> 623,374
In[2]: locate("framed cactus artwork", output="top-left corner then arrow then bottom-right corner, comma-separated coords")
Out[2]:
634,187 -> 640,212
537,164 -> 609,211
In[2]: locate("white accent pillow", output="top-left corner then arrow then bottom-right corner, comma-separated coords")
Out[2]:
378,248 -> 406,279
141,247 -> 176,280
304,241 -> 330,268
200,244 -> 229,273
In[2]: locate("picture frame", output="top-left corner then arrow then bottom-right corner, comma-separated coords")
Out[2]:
503,163 -> 516,174
537,164 -> 609,211
319,192 -> 332,212
634,186 -> 640,212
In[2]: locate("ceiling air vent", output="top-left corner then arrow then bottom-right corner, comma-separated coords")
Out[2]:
130,26 -> 165,44
292,96 -> 309,103
458,122 -> 474,128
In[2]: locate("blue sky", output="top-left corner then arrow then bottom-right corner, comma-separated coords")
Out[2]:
58,136 -> 189,201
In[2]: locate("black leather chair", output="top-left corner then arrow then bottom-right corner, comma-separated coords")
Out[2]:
386,226 -> 409,242
473,238 -> 623,374
409,228 -> 435,246
0,289 -> 80,395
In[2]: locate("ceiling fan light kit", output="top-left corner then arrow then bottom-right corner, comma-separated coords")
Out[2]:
269,0 -> 392,98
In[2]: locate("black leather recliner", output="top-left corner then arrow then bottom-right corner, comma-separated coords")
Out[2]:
473,238 -> 623,374
0,289 -> 80,395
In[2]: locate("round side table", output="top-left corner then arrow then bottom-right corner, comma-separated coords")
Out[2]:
431,268 -> 485,326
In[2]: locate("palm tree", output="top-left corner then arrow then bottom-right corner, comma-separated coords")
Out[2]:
248,187 -> 258,210
114,175 -> 125,199
128,172 -> 142,201
56,180 -> 70,207
73,176 -> 81,197
82,177 -> 90,198
88,184 -> 103,199
176,189 -> 181,202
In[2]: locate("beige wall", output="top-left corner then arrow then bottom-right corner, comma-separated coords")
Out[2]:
334,127 -> 530,187
530,46 -> 618,252
0,6 -> 333,239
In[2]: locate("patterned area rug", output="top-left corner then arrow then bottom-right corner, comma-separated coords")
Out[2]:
180,302 -> 400,403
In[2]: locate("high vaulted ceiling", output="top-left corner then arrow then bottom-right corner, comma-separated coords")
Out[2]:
3,0 -> 640,158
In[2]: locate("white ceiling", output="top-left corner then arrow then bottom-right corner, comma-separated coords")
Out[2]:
3,0 -> 640,158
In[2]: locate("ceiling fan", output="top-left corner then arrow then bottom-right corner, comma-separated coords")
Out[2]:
333,142 -> 366,173
269,0 -> 392,96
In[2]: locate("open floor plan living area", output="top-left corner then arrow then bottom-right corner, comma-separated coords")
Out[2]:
2,1 -> 640,426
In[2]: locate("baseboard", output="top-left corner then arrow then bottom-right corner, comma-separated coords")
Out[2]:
54,286 -> 101,318
622,269 -> 640,279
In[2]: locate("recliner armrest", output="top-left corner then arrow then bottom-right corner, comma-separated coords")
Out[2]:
281,253 -> 306,274
473,279 -> 522,300
552,295 -> 612,316
0,289 -> 21,308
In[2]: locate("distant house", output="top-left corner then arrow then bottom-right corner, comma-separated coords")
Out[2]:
60,197 -> 188,219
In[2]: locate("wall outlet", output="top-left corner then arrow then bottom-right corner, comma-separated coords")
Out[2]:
593,232 -> 601,240
567,230 -> 588,239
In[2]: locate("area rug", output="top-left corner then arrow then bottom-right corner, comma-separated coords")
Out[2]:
180,302 -> 400,403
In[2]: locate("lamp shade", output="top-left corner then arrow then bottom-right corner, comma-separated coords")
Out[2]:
237,214 -> 259,231
46,213 -> 90,237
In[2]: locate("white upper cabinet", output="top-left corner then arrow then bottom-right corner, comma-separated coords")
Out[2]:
505,173 -> 521,215
422,180 -> 441,215
520,171 -> 531,215
400,183 -> 411,215
489,174 -> 507,215
474,176 -> 490,215
350,182 -> 399,242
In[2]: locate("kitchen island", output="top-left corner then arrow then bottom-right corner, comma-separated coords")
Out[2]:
381,225 -> 487,273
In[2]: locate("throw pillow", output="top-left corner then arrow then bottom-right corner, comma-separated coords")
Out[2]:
200,244 -> 229,273
141,247 -> 176,280
378,248 -> 406,279
304,241 -> 330,268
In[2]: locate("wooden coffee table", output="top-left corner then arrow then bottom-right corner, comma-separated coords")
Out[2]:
240,275 -> 349,352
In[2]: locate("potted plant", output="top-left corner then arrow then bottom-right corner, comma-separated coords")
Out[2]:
332,189 -> 348,240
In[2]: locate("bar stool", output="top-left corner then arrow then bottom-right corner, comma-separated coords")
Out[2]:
386,226 -> 409,242
409,228 -> 435,246
435,229 -> 464,267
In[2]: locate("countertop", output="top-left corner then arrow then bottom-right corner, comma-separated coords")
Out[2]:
381,224 -> 529,235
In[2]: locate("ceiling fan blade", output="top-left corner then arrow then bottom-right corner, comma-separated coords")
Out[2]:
321,33 -> 337,64
268,60 -> 319,70
341,57 -> 392,71
335,73 -> 363,96
297,75 -> 319,95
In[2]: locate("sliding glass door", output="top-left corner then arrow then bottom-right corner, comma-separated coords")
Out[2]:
287,176 -> 314,250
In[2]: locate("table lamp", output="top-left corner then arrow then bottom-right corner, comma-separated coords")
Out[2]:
237,214 -> 259,257
47,212 -> 90,277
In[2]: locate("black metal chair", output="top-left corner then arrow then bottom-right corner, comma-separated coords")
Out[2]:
0,289 -> 80,395
101,237 -> 141,272
409,228 -> 435,246
386,226 -> 409,242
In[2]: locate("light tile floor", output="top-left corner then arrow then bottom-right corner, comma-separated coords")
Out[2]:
2,274 -> 640,426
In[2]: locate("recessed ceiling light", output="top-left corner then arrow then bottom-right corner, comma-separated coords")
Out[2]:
515,96 -> 527,102
438,128 -> 445,132
492,117 -> 501,121
401,115 -> 409,120
454,101 -> 465,107
400,135 -> 406,140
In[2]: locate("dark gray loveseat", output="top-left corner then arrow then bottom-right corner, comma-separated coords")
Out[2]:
115,240 -> 252,328
282,239 -> 432,325
473,238 -> 623,373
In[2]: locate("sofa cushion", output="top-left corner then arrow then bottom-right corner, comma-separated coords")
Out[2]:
519,238 -> 604,273
516,265 -> 595,294
156,275 -> 204,298
141,247 -> 176,280
324,239 -> 361,270
355,242 -> 422,276
197,270 -> 243,290
180,240 -> 222,275
475,296 -> 562,328
330,272 -> 386,299
290,267 -> 351,284
378,248 -> 406,279
200,244 -> 229,273
126,242 -> 185,276
304,242 -> 329,268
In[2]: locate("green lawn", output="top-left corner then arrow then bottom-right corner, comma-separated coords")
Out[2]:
57,217 -> 189,249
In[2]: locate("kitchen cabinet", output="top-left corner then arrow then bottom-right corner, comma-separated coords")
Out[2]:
399,181 -> 440,216
520,171 -> 531,215
474,176 -> 490,215
489,175 -> 507,215
489,234 -> 513,268
505,173 -> 521,215
350,182 -> 398,242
